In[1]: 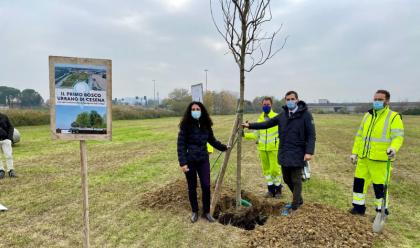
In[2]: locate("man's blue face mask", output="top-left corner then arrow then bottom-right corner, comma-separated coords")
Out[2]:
286,100 -> 296,110
373,101 -> 384,110
262,105 -> 271,113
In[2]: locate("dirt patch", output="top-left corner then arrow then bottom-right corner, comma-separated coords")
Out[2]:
139,178 -> 190,211
214,191 -> 284,230
139,179 -> 380,247
247,202 -> 378,248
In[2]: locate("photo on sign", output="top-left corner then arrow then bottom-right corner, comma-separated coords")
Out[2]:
55,105 -> 107,134
54,63 -> 108,135
55,64 -> 107,91
49,56 -> 112,140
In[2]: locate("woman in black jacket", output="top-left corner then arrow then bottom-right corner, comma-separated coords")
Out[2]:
177,101 -> 228,223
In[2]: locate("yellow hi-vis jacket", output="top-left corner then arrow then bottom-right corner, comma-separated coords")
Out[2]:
244,110 -> 279,151
352,106 -> 404,161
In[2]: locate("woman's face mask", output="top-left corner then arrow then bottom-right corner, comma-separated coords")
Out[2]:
191,110 -> 201,120
191,104 -> 201,120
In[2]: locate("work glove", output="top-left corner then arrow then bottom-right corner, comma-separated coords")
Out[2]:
387,148 -> 396,159
350,154 -> 358,165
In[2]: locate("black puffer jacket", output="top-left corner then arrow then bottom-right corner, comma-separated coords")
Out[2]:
0,113 -> 13,141
177,121 -> 227,166
249,101 -> 316,168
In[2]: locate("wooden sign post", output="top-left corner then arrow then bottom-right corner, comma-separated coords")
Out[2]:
80,140 -> 89,247
49,56 -> 112,247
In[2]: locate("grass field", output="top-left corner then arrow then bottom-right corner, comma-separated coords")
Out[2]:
0,114 -> 419,247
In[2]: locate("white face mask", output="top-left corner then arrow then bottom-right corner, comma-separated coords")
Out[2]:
191,110 -> 201,120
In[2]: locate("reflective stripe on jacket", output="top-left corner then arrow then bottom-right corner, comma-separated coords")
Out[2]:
352,106 -> 404,161
244,110 -> 279,151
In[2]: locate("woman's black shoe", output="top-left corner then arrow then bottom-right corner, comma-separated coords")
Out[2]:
191,212 -> 199,223
203,213 -> 215,222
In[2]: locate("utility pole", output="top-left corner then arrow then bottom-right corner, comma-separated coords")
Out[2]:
204,69 -> 208,92
153,80 -> 156,107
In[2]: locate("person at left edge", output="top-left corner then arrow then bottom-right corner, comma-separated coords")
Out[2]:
0,112 -> 16,179
177,101 -> 228,223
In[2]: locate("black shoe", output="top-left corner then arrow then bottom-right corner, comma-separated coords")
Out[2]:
8,170 -> 16,178
348,207 -> 365,216
190,212 -> 199,223
0,170 -> 5,179
266,185 -> 275,198
203,213 -> 216,222
375,208 -> 390,215
274,185 -> 282,199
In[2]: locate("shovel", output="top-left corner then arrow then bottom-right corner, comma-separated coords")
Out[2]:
372,159 -> 391,233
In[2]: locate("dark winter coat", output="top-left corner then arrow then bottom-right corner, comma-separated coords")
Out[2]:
177,121 -> 227,166
249,101 -> 316,168
0,113 -> 13,141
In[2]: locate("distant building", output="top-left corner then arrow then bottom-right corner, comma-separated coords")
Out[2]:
115,97 -> 144,106
318,99 -> 330,104
308,101 -> 419,113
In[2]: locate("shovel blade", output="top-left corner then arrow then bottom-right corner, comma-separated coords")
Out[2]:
372,212 -> 386,233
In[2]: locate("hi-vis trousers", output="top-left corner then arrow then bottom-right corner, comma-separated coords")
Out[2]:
259,150 -> 282,186
352,157 -> 391,210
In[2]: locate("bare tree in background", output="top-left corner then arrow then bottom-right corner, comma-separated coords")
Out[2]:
210,0 -> 287,214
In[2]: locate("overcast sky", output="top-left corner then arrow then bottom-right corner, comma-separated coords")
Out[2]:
1,0 -> 419,103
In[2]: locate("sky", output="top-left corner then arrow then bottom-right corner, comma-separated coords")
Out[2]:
1,0 -> 419,103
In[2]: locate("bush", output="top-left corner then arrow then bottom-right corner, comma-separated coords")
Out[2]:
3,108 -> 50,126
2,105 -> 178,127
402,108 -> 420,115
112,105 -> 176,120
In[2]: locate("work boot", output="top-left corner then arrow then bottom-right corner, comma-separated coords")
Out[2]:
348,204 -> 366,216
274,185 -> 282,199
190,212 -> 199,223
0,170 -> 5,179
8,170 -> 16,178
375,208 -> 390,215
203,213 -> 216,222
264,185 -> 275,198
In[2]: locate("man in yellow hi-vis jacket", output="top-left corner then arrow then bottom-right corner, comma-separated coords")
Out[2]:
349,89 -> 404,215
244,97 -> 282,198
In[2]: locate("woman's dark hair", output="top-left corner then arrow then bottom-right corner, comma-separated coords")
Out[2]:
179,101 -> 213,130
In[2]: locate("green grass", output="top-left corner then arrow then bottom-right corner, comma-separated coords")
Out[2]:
0,114 -> 419,247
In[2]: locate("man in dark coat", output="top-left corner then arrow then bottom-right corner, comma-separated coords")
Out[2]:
0,112 -> 16,178
243,91 -> 316,211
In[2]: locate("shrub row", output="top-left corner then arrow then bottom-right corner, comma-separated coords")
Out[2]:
3,108 -> 50,126
2,106 -> 178,127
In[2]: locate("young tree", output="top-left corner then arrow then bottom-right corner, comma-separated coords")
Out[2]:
210,0 -> 287,212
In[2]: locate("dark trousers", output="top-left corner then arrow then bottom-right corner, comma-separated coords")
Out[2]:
185,159 -> 211,213
282,166 -> 303,209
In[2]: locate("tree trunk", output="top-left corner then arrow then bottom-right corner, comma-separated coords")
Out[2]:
236,0 -> 249,208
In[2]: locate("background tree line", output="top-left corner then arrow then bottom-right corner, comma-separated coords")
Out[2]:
0,86 -> 44,108
160,88 -> 285,115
